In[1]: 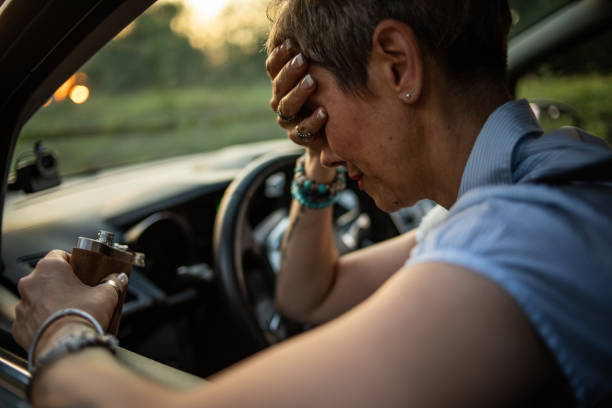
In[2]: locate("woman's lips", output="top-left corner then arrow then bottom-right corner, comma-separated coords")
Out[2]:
349,173 -> 364,190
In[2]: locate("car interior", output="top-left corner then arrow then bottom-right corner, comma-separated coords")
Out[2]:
0,0 -> 610,406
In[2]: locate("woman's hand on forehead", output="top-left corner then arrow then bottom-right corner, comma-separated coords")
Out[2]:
267,40 -> 328,149
266,39 -> 297,80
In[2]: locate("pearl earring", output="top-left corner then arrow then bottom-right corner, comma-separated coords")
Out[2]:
405,91 -> 413,99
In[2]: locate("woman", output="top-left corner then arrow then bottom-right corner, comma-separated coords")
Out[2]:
13,1 -> 612,406
267,0 -> 515,324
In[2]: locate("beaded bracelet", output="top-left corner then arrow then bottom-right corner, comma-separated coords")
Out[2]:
291,155 -> 347,209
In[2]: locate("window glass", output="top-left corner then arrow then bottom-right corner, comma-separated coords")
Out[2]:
14,0 -> 278,177
516,29 -> 612,144
15,0 -> 607,178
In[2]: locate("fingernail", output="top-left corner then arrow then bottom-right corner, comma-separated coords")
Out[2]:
118,273 -> 129,286
283,39 -> 292,50
302,74 -> 314,88
293,53 -> 304,67
317,108 -> 326,119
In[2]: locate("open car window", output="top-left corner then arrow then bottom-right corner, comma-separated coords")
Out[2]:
12,1 -> 279,178
13,0 -> 602,182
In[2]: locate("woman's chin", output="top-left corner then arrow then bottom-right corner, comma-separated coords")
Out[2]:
370,189 -> 421,213
371,194 -> 404,213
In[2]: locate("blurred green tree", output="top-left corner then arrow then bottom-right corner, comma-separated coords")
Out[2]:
81,1 -> 272,93
83,2 -> 209,92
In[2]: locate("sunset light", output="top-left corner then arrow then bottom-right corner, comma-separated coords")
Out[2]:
69,85 -> 90,104
178,0 -> 233,22
50,72 -> 90,106
163,0 -> 269,65
53,75 -> 75,102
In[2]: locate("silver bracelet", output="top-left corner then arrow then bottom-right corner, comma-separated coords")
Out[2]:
27,308 -> 109,372
26,308 -> 118,402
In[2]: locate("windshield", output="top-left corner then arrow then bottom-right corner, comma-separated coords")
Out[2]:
13,0 -> 581,178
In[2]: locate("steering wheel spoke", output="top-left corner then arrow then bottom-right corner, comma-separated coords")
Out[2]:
239,221 -> 258,255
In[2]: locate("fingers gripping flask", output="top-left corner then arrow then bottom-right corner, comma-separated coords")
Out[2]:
70,230 -> 145,335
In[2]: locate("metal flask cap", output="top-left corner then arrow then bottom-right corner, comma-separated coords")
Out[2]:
75,230 -> 145,267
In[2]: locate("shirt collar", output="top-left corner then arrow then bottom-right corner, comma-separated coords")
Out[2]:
457,99 -> 543,198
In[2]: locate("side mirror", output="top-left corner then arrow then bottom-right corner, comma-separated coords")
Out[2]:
9,141 -> 61,193
528,99 -> 582,129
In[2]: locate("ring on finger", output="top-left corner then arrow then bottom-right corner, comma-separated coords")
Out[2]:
296,126 -> 313,141
277,108 -> 296,123
101,279 -> 122,299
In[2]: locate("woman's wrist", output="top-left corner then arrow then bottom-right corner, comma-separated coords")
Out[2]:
27,312 -> 118,402
304,149 -> 335,183
34,318 -> 96,361
292,154 -> 347,209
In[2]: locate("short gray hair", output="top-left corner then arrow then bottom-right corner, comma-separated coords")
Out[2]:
267,0 -> 512,93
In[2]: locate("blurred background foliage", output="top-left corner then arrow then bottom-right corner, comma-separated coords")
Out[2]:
18,0 -> 280,175
16,0 -> 612,176
82,1 -> 269,91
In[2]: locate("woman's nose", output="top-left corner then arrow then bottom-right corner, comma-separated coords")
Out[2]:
320,144 -> 344,168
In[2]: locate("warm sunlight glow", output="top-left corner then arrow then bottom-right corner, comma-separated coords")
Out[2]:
163,0 -> 270,65
181,0 -> 232,22
69,85 -> 90,104
54,72 -> 89,103
115,21 -> 136,39
54,75 -> 76,102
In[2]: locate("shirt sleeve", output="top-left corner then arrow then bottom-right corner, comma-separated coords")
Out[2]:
406,185 -> 612,407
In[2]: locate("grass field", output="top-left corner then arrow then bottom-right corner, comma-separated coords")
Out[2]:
15,75 -> 612,177
17,80 -> 284,175
517,74 -> 612,140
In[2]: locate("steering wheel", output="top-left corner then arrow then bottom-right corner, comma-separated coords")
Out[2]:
213,148 -> 408,350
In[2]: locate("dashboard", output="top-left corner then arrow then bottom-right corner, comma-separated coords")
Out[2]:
0,140 -> 433,377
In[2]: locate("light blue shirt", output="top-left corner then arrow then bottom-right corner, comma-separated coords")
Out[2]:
408,99 -> 612,407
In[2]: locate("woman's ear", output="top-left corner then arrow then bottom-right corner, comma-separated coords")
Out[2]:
370,19 -> 424,104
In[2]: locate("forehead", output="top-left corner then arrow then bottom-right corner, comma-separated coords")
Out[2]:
307,65 -> 363,107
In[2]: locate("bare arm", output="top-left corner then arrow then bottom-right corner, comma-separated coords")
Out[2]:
25,261 -> 562,407
276,193 -> 417,323
30,346 -> 178,408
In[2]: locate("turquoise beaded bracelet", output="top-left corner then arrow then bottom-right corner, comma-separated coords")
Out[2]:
291,155 -> 347,209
